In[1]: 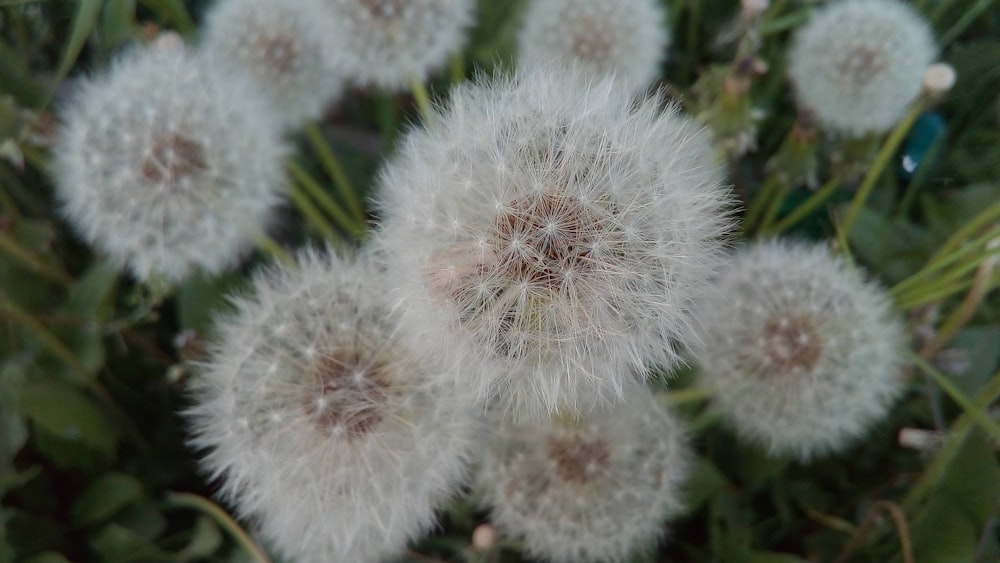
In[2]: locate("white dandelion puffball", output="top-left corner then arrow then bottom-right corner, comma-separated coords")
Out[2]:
478,388 -> 690,563
694,240 -> 907,460
787,0 -> 936,137
200,0 -> 345,128
320,0 -> 476,90
518,0 -> 669,93
54,43 -> 286,283
186,250 -> 480,562
375,66 -> 733,421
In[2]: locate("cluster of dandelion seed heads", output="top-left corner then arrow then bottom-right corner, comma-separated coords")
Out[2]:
320,0 -> 476,90
186,249 -> 480,563
518,0 -> 669,93
787,0 -> 936,137
53,44 -> 286,282
375,65 -> 733,421
200,0 -> 344,128
478,388 -> 690,563
694,240 -> 906,460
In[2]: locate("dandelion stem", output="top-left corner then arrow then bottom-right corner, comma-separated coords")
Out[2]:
662,386 -> 714,406
0,230 -> 72,286
165,492 -> 271,563
927,199 -> 1000,265
409,75 -> 435,124
766,176 -> 840,234
840,102 -> 924,237
902,368 -> 1000,514
918,252 -> 997,359
939,0 -> 995,46
449,52 -> 465,85
911,354 -> 1000,445
288,181 -> 339,242
756,181 -> 789,233
743,175 -> 783,234
833,500 -> 913,563
254,233 -> 292,264
288,161 -> 365,238
304,124 -> 366,223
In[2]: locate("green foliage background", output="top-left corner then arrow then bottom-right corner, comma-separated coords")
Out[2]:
1,0 -> 999,561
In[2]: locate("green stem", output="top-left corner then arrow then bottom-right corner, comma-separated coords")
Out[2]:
165,492 -> 271,563
902,367 -> 1000,514
449,52 -> 465,85
893,237 -> 1000,304
757,181 -> 790,233
911,355 -> 1000,444
927,199 -> 1000,265
840,102 -> 924,237
288,182 -> 338,242
766,176 -> 840,234
304,124 -> 366,223
254,233 -> 292,264
742,175 -> 782,234
918,255 -> 995,359
939,0 -> 996,46
409,75 -> 434,124
0,230 -> 72,285
891,231 -> 996,299
896,272 -> 1000,311
288,162 -> 364,238
663,387 -> 714,406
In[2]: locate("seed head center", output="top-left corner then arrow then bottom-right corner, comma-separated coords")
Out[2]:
360,0 -> 405,19
303,351 -> 390,438
547,434 -> 612,485
836,45 -> 886,88
493,193 -> 599,291
761,314 -> 822,373
257,34 -> 299,74
141,134 -> 207,186
569,18 -> 615,64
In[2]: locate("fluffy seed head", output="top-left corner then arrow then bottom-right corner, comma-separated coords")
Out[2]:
185,249 -> 480,562
53,42 -> 286,282
787,0 -> 936,136
694,240 -> 907,460
517,0 -> 670,93
200,0 -> 345,128
477,388 -> 690,563
319,0 -> 476,90
374,65 -> 733,421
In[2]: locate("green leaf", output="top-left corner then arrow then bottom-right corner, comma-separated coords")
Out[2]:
744,551 -> 810,563
910,496 -> 979,563
22,552 -> 73,563
176,516 -> 222,562
89,523 -> 173,563
64,262 -> 119,321
0,365 -> 27,467
55,0 -> 104,82
949,325 -> 1000,397
848,208 -> 934,284
111,499 -> 166,540
175,270 -> 243,335
682,455 -> 728,512
71,473 -> 142,528
19,378 -> 119,466
98,0 -> 139,55
137,0 -> 196,35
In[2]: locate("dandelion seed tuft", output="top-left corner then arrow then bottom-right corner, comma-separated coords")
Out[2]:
53,42 -> 286,282
694,240 -> 907,460
374,65 -> 734,421
517,0 -> 670,93
185,249 -> 480,562
319,0 -> 477,91
786,0 -> 936,137
200,0 -> 345,128
477,388 -> 691,563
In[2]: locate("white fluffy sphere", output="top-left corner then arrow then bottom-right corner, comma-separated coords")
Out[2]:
518,0 -> 670,93
186,249 -> 481,562
477,388 -> 691,563
53,42 -> 287,282
694,240 -> 907,460
374,65 -> 733,421
787,0 -> 936,136
200,0 -> 345,128
320,0 -> 476,90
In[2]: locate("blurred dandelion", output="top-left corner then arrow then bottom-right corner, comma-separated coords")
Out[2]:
694,240 -> 906,460
517,0 -> 669,93
477,387 -> 690,563
375,65 -> 733,421
787,0 -> 936,137
53,41 -> 286,282
200,0 -> 345,128
186,249 -> 480,562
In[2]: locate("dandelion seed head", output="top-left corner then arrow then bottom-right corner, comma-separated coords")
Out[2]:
694,240 -> 907,460
375,65 -> 734,421
477,389 -> 690,563
186,249 -> 480,562
53,43 -> 286,282
517,0 -> 670,93
787,0 -> 935,136
201,0 -> 345,127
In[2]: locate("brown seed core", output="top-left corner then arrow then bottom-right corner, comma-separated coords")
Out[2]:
761,314 -> 822,373
835,45 -> 886,88
547,434 -> 612,485
256,33 -> 298,74
141,134 -> 207,185
493,192 -> 600,291
359,0 -> 405,18
569,18 -> 615,65
303,350 -> 390,438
